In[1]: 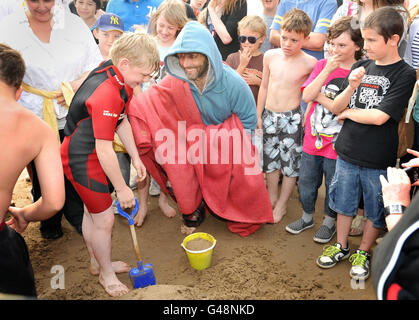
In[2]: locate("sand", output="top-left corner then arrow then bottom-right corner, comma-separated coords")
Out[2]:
10,169 -> 376,300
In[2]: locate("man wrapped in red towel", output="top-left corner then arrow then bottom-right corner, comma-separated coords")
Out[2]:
128,21 -> 273,236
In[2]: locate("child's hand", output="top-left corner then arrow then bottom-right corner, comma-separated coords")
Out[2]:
116,185 -> 136,209
242,71 -> 261,86
337,108 -> 350,122
348,66 -> 365,90
257,115 -> 263,130
239,47 -> 252,68
325,54 -> 341,73
6,206 -> 29,234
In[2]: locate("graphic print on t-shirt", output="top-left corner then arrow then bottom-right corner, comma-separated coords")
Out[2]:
310,77 -> 344,150
350,74 -> 391,110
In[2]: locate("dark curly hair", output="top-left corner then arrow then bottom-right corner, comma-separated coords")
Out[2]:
327,16 -> 364,61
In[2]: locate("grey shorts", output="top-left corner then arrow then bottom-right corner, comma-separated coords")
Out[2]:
262,108 -> 303,177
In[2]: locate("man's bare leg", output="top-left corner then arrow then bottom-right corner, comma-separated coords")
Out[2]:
272,175 -> 296,223
84,207 -> 129,297
159,191 -> 176,218
134,174 -> 149,227
266,170 -> 280,207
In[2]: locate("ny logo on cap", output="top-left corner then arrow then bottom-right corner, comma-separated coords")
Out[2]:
111,16 -> 119,25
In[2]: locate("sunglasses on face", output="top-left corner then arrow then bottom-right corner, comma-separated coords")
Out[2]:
238,35 -> 261,44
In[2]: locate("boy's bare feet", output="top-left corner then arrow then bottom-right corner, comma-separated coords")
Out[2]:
273,204 -> 287,223
159,193 -> 176,218
134,203 -> 147,227
98,273 -> 129,297
89,261 -> 131,276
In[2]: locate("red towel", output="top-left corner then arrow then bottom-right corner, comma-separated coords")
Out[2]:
128,75 -> 273,236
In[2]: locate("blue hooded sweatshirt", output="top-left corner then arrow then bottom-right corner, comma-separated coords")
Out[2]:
164,21 -> 257,130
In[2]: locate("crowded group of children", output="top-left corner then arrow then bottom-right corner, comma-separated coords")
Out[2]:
79,0 -> 417,292
1,0 -> 417,299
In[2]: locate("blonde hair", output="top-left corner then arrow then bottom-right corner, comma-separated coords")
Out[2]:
198,0 -> 245,26
149,0 -> 189,37
238,15 -> 266,37
281,8 -> 312,37
110,32 -> 160,72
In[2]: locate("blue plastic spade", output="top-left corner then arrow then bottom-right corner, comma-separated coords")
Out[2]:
117,198 -> 156,289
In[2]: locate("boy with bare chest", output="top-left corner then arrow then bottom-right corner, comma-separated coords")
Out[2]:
257,8 -> 316,223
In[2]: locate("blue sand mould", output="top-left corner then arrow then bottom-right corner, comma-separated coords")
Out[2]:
117,198 -> 156,289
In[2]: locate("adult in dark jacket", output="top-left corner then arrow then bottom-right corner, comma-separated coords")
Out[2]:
375,149 -> 419,299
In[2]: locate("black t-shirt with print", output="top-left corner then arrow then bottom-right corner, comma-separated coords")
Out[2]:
335,59 -> 416,169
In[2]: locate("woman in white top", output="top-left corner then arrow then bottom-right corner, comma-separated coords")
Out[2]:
0,0 -> 102,239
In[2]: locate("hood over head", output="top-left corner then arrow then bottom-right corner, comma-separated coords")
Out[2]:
164,21 -> 223,89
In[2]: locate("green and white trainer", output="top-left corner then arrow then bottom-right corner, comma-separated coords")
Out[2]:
349,249 -> 371,281
316,243 -> 350,268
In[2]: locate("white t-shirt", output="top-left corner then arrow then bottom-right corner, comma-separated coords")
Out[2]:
0,5 -> 102,129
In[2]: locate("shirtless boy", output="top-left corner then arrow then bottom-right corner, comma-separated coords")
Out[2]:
0,43 -> 65,297
257,8 -> 317,223
61,33 -> 160,297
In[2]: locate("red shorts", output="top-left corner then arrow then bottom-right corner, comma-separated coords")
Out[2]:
61,138 -> 113,214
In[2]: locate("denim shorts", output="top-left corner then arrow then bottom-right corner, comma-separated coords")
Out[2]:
329,157 -> 386,228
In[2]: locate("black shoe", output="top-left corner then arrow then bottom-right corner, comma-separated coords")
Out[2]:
182,201 -> 206,227
41,229 -> 63,240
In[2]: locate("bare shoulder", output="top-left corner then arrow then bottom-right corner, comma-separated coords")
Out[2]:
302,52 -> 318,68
264,48 -> 283,62
3,100 -> 56,144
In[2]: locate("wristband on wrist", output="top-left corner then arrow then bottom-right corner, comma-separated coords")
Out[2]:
384,204 -> 407,217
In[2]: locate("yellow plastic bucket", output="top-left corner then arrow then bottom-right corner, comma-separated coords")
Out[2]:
181,232 -> 216,270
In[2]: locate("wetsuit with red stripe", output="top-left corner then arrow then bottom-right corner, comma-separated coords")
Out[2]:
61,60 -> 133,213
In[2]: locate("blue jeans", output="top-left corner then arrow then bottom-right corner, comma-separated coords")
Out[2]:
329,157 -> 386,229
298,152 -> 337,218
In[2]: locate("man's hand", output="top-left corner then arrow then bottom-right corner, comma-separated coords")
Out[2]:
379,167 -> 411,208
133,159 -> 147,183
401,148 -> 419,186
6,206 -> 29,233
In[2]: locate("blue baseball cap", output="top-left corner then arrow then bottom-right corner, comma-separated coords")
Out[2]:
93,13 -> 124,32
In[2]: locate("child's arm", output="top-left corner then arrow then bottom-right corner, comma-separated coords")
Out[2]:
303,56 -> 340,103
315,93 -> 334,112
331,66 -> 365,114
337,108 -> 390,125
256,54 -> 271,129
208,0 -> 232,45
116,117 -> 147,182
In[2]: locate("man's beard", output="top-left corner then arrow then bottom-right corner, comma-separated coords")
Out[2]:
184,58 -> 209,81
